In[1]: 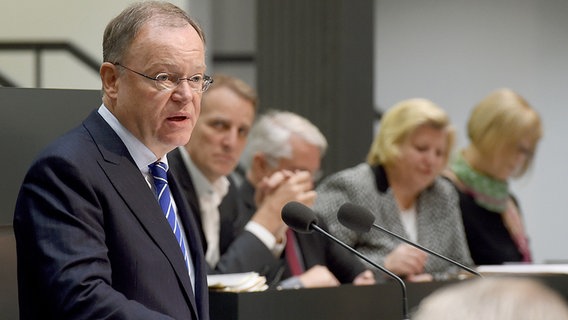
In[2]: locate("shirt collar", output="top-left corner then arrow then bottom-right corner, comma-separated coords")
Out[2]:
177,146 -> 229,199
98,104 -> 163,174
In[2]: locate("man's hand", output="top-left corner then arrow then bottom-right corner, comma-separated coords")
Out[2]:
298,265 -> 340,288
251,170 -> 316,238
352,269 -> 375,286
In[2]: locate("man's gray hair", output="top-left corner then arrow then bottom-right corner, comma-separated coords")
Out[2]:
240,110 -> 327,170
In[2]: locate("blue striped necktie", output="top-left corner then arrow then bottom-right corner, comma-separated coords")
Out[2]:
149,161 -> 191,272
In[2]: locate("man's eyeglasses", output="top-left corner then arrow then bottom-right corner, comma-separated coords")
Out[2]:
114,63 -> 213,93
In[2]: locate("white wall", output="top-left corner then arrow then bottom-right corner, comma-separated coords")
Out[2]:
208,0 -> 256,87
374,0 -> 568,263
0,0 -> 188,89
0,0 -> 254,89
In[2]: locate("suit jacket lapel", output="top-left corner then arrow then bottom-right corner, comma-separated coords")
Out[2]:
168,148 -> 207,251
83,111 -> 200,316
218,177 -> 246,253
239,179 -> 257,221
169,173 -> 209,318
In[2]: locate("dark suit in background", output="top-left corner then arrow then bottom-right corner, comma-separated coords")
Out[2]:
235,179 -> 367,285
168,148 -> 248,259
169,148 -> 284,279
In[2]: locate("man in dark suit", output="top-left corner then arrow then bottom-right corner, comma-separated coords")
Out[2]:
171,98 -> 375,288
168,74 -> 258,270
168,74 -> 298,280
13,2 -> 211,319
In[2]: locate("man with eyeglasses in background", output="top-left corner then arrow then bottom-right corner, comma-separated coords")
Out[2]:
13,2 -> 212,319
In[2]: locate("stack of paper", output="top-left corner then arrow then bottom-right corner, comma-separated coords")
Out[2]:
477,264 -> 568,275
207,272 -> 268,292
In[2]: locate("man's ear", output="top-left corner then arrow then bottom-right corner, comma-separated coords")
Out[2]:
254,153 -> 279,179
100,62 -> 120,100
252,153 -> 268,173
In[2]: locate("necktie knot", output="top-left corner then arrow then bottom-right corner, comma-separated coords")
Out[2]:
149,161 -> 168,179
149,161 -> 169,190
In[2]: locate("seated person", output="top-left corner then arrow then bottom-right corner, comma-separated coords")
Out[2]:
169,76 -> 374,288
444,88 -> 542,265
237,110 -> 374,288
169,74 -> 257,268
314,98 -> 473,282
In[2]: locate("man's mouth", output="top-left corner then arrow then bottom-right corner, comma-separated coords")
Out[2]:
168,116 -> 189,121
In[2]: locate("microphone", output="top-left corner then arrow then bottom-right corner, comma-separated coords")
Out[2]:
337,202 -> 482,278
281,201 -> 317,233
282,201 -> 410,320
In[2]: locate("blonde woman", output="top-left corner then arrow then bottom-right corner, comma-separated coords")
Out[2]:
445,88 -> 542,265
314,98 -> 473,281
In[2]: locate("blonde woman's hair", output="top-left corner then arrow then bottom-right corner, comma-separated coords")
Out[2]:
467,88 -> 542,177
367,98 -> 455,167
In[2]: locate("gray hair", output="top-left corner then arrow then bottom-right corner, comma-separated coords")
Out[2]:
240,110 -> 327,170
413,277 -> 568,320
103,1 -> 205,63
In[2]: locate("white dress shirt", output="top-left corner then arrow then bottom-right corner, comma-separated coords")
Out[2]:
177,147 -> 229,267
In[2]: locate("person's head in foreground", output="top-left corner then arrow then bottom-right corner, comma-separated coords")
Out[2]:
413,277 -> 568,320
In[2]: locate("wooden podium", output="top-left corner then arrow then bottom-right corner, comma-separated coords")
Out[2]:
209,275 -> 568,320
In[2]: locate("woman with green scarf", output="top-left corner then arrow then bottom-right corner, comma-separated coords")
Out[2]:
445,88 -> 542,265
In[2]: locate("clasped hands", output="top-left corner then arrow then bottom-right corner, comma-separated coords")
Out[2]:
251,170 -> 316,238
250,170 -> 376,288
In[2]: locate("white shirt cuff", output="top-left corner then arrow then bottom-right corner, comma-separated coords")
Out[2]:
244,221 -> 286,257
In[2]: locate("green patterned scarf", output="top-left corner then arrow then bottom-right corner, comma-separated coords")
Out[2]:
450,153 -> 509,213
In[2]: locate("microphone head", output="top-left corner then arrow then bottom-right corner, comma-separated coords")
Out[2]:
337,203 -> 375,233
281,201 -> 318,233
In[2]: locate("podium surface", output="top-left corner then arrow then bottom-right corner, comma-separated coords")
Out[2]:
210,275 -> 568,320
209,280 -> 453,320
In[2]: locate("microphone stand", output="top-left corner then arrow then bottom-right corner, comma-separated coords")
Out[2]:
311,224 -> 410,320
371,223 -> 482,278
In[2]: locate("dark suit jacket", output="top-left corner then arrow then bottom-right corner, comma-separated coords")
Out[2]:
237,180 -> 367,285
13,110 -> 209,320
168,149 -> 280,280
168,148 -> 248,257
169,149 -> 367,285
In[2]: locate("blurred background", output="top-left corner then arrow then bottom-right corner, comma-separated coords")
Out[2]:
1,0 -> 567,264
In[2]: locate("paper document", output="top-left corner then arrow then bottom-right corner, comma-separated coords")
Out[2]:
208,272 -> 268,292
477,264 -> 568,275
